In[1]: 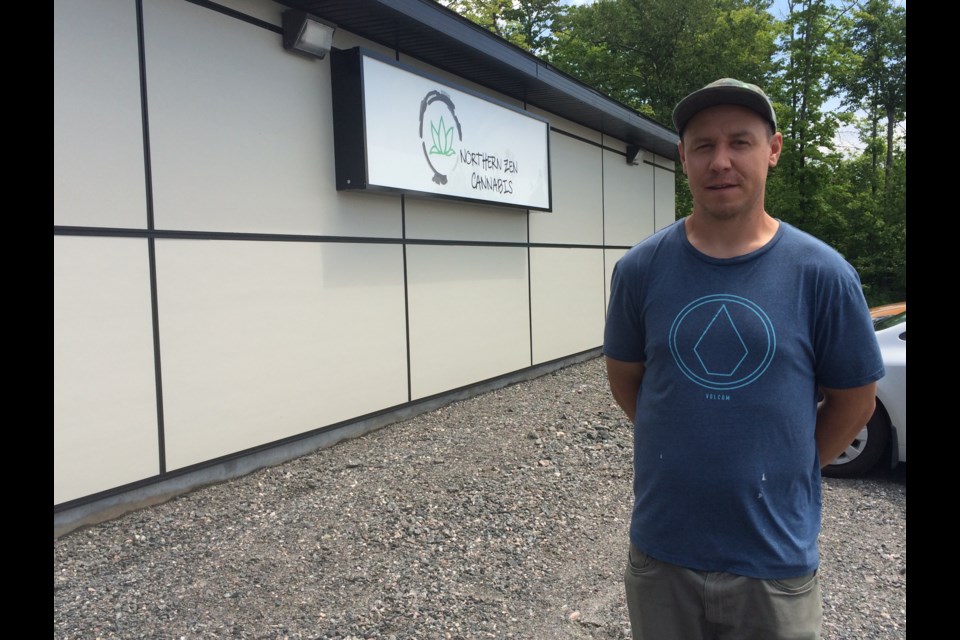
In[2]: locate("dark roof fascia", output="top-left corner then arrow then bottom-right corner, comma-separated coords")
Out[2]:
378,0 -> 541,74
278,0 -> 680,161
535,63 -> 674,146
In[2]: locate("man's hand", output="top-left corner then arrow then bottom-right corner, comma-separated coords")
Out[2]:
816,383 -> 878,467
605,357 -> 645,423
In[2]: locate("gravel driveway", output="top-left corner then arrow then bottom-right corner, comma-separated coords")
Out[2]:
53,357 -> 906,639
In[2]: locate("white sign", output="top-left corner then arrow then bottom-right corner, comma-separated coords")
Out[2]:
352,53 -> 551,211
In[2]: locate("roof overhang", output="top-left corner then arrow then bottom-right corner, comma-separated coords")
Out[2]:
278,0 -> 680,161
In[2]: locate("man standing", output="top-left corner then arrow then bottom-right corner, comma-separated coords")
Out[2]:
603,78 -> 884,639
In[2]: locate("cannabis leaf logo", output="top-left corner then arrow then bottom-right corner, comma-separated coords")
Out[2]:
419,91 -> 461,185
428,117 -> 456,157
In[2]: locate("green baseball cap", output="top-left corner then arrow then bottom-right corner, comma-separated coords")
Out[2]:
672,78 -> 777,136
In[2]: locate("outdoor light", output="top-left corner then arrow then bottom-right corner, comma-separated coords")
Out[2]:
282,10 -> 336,59
626,145 -> 641,166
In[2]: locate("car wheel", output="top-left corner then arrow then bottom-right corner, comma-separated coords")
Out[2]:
821,404 -> 890,478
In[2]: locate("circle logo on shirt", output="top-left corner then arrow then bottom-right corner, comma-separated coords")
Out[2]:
668,295 -> 776,391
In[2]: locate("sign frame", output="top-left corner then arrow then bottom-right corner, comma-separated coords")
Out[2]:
330,47 -> 552,212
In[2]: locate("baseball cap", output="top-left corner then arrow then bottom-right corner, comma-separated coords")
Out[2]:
672,78 -> 777,136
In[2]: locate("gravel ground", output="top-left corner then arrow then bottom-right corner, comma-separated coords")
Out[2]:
53,357 -> 906,639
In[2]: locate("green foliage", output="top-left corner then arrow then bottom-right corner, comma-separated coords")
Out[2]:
765,0 -> 905,305
544,0 -> 779,129
837,0 -> 906,195
439,0 -> 905,305
435,0 -> 565,53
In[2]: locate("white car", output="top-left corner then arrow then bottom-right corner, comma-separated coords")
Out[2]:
822,310 -> 906,478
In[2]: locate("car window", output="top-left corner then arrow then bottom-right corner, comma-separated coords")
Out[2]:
874,311 -> 905,331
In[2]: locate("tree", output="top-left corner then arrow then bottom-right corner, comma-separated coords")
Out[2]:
439,0 -> 905,304
545,0 -> 778,128
435,0 -> 565,54
840,0 -> 906,194
765,0 -> 851,235
544,0 -> 778,217
821,143 -> 905,304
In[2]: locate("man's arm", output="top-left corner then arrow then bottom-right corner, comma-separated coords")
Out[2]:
605,357 -> 645,423
816,382 -> 878,467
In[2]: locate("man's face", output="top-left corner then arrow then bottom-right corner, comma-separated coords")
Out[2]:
678,104 -> 783,221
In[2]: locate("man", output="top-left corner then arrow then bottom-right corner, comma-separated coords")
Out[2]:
603,78 -> 884,640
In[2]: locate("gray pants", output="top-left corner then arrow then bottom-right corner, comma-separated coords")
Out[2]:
624,545 -> 822,640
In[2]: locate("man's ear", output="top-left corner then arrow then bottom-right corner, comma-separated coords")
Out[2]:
678,140 -> 687,175
769,132 -> 783,168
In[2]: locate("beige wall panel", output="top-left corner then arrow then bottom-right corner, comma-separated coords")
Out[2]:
655,163 -> 678,231
604,248 -> 629,311
407,246 -> 530,399
54,237 -> 160,504
601,135 -> 629,155
529,133 -> 603,245
208,0 -> 286,24
144,0 -> 401,238
54,0 -> 147,229
525,105 -> 602,145
405,198 -> 528,243
654,153 -> 677,170
156,240 -> 408,470
603,149 -> 655,247
530,248 -> 606,364
208,0 -> 398,57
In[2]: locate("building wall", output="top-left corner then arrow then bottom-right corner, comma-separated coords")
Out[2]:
54,0 -> 676,511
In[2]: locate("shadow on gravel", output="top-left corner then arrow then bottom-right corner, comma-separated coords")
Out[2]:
827,462 -> 905,486
864,462 -> 906,485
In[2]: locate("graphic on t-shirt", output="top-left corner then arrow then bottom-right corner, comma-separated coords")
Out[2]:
668,294 -> 776,391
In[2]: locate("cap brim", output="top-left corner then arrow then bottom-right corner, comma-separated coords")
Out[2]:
672,87 -> 775,135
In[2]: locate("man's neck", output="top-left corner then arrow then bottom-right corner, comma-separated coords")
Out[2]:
683,210 -> 779,259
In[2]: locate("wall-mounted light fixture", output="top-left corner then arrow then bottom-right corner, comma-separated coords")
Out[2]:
626,144 -> 641,166
282,10 -> 337,59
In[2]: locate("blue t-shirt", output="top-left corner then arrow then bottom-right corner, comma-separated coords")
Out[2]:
603,219 -> 884,579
